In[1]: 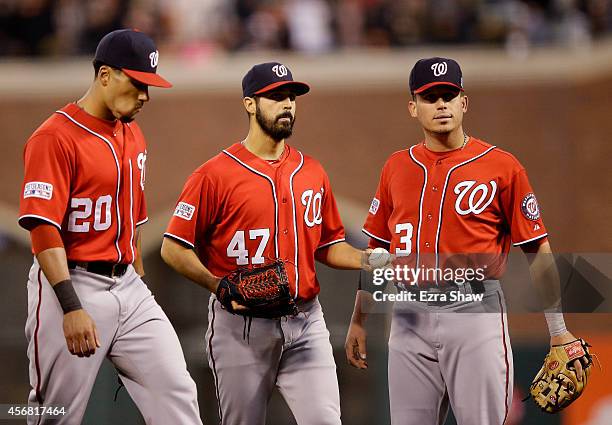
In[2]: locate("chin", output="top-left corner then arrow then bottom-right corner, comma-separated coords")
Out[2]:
119,115 -> 136,123
431,128 -> 452,135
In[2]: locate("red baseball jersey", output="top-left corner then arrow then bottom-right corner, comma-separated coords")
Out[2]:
19,103 -> 148,264
363,137 -> 547,278
164,142 -> 346,301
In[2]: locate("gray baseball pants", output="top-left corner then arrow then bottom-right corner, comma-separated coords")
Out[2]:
388,282 -> 513,425
25,260 -> 203,425
205,295 -> 341,425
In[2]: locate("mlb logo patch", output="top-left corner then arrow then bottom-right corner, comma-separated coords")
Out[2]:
369,198 -> 380,215
24,181 -> 53,200
174,202 -> 195,221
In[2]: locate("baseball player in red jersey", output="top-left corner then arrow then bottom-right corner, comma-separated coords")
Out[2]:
161,62 -> 371,425
345,58 -> 588,424
18,30 -> 203,425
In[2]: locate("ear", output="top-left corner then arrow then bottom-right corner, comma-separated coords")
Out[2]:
408,99 -> 418,118
461,94 -> 468,113
97,65 -> 112,87
243,97 -> 256,116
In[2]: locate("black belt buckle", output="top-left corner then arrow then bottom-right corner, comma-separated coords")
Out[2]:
109,263 -> 125,278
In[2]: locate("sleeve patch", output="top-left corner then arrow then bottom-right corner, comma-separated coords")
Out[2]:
521,193 -> 540,220
173,202 -> 195,221
369,198 -> 380,215
24,182 -> 53,200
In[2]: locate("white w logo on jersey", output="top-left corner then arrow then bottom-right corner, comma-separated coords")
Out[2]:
431,62 -> 448,77
272,64 -> 288,78
453,180 -> 497,215
301,188 -> 323,227
137,151 -> 147,190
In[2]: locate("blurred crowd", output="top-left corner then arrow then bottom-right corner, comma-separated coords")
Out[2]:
1,0 -> 611,57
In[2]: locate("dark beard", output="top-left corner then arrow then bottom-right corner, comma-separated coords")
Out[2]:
256,108 -> 294,141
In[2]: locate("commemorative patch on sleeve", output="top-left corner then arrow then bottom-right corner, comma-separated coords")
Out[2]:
369,197 -> 380,215
521,193 -> 540,220
23,181 -> 53,200
174,202 -> 195,221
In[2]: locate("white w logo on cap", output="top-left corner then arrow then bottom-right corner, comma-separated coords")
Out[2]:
272,64 -> 288,78
431,62 -> 447,77
149,51 -> 159,68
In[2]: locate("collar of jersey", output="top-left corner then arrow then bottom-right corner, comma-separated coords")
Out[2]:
62,103 -> 123,137
415,137 -> 478,163
226,141 -> 298,174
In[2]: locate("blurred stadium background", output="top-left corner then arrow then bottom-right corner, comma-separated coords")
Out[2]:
1,1 -> 612,424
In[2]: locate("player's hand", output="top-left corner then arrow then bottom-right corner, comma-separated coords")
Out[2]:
231,300 -> 249,312
360,248 -> 374,271
551,331 -> 585,381
345,320 -> 368,369
63,309 -> 101,358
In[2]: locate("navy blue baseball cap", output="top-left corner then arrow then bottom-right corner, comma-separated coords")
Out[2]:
94,29 -> 172,88
242,62 -> 309,98
409,57 -> 463,94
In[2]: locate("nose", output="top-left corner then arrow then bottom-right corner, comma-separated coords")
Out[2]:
138,88 -> 150,102
435,97 -> 447,109
281,96 -> 293,108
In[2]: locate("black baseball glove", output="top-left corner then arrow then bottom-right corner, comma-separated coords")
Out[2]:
216,260 -> 299,319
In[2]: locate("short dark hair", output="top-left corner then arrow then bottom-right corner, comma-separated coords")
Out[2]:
93,60 -> 118,78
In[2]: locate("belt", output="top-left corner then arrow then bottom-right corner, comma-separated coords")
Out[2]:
68,261 -> 129,278
398,280 -> 486,307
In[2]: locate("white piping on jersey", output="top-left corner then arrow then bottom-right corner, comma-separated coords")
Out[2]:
18,214 -> 62,231
317,238 -> 346,250
163,232 -> 195,249
434,146 -> 497,277
222,150 -> 280,259
408,146 -> 428,270
128,159 -> 135,264
55,110 -> 123,262
288,152 -> 304,299
513,233 -> 548,246
136,217 -> 149,226
361,228 -> 391,245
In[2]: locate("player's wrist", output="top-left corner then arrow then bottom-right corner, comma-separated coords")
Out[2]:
210,276 -> 222,293
550,331 -> 576,346
544,302 -> 567,338
360,249 -> 372,270
350,311 -> 366,326
52,279 -> 83,314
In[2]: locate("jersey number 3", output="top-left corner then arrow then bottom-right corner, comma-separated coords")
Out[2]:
395,222 -> 413,256
227,229 -> 270,266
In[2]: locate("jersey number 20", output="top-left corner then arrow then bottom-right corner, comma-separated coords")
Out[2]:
68,196 -> 112,232
227,229 -> 270,266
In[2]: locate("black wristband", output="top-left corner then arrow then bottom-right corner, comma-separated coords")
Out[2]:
52,279 -> 83,314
